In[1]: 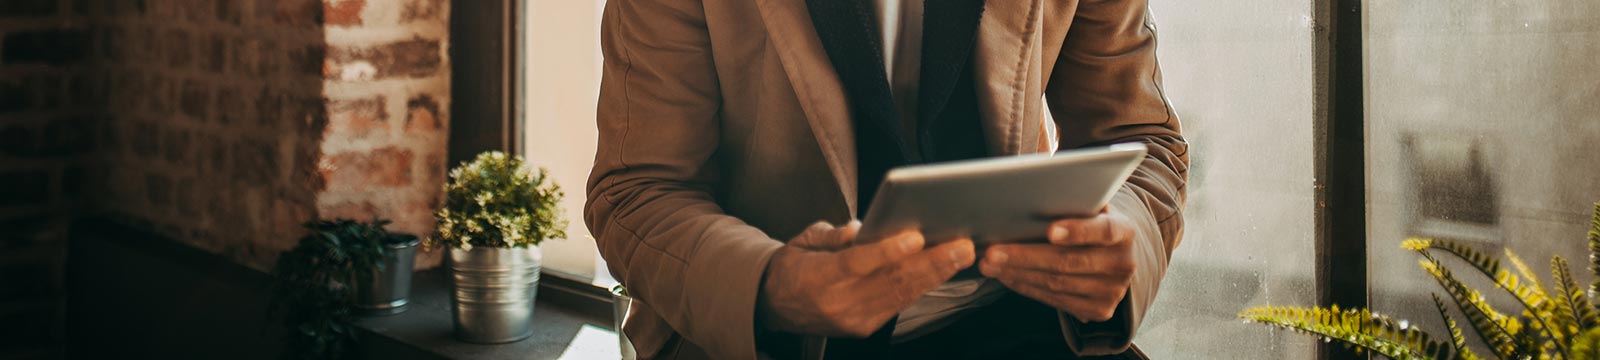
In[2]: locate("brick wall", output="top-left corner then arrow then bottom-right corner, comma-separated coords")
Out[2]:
0,0 -> 94,357
318,0 -> 450,269
1,1 -> 449,356
86,0 -> 331,271
81,0 -> 450,271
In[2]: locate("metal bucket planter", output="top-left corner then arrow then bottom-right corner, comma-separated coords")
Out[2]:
356,234 -> 419,316
612,285 -> 637,360
448,246 -> 543,343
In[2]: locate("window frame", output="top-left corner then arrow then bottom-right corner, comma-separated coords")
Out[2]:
1313,0 -> 1369,359
455,0 -> 1377,356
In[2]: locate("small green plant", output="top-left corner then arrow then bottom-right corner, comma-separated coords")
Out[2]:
432,151 -> 567,250
1241,202 -> 1600,360
269,219 -> 394,360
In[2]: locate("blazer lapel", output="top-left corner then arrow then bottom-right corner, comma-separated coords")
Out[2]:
972,0 -> 1045,155
754,0 -> 860,216
916,0 -> 986,154
803,0 -> 919,165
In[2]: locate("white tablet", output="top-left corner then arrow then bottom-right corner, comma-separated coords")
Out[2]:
855,143 -> 1147,245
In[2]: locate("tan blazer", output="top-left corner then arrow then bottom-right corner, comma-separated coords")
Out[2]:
586,0 -> 1188,358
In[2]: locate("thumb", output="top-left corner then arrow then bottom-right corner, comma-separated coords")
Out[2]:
789,220 -> 858,251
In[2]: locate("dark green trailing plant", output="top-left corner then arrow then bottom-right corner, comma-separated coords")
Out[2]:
269,218 -> 395,360
432,151 -> 567,250
1242,201 -> 1600,360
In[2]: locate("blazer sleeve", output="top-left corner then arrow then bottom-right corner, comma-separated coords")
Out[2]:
1044,0 -> 1189,356
587,1 -> 785,359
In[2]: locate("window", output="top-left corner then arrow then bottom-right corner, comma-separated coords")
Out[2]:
521,0 -> 615,287
1131,0 -> 1319,358
1364,0 -> 1600,344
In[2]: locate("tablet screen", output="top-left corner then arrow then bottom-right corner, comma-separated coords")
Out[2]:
855,143 -> 1147,245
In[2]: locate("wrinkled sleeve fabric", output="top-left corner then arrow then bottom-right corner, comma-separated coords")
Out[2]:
1044,0 -> 1188,356
587,1 -> 785,359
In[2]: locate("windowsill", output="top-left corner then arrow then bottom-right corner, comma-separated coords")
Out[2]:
352,269 -> 623,360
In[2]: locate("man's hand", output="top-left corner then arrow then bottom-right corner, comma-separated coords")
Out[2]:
758,221 -> 976,337
979,206 -> 1137,322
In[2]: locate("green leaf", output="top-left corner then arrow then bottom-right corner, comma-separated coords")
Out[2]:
1554,256 -> 1597,344
1240,306 -> 1451,360
1409,239 -> 1562,355
1504,248 -> 1546,298
1588,202 -> 1600,305
1574,327 -> 1600,360
433,151 -> 568,249
1419,256 -> 1524,358
1431,294 -> 1484,360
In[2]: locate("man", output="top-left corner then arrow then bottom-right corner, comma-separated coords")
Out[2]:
586,0 -> 1186,358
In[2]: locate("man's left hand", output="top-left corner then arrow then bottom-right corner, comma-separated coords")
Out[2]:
979,205 -> 1137,323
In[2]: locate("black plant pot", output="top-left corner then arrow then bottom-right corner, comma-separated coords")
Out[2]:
356,233 -> 419,316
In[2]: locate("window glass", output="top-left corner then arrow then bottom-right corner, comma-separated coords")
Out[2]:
522,0 -> 615,286
1131,1 -> 1319,358
1364,0 -> 1600,342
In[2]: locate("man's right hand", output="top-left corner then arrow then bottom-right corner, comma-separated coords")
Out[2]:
756,221 -> 976,337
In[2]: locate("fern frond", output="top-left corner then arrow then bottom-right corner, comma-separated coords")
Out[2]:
1573,327 -> 1600,360
1505,248 -> 1547,297
1548,256 -> 1600,337
1241,306 -> 1452,360
1588,202 -> 1600,302
1421,257 -> 1525,358
1407,238 -> 1504,277
1410,239 -> 1562,355
1432,293 -> 1485,360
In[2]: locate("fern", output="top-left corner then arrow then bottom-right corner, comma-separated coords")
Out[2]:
1589,202 -> 1600,306
1433,293 -> 1485,360
1555,256 -> 1598,341
1241,306 -> 1452,360
1411,238 -> 1565,355
1405,238 -> 1504,279
1244,202 -> 1600,360
1506,248 -> 1548,297
1420,256 -> 1526,358
1575,328 -> 1600,360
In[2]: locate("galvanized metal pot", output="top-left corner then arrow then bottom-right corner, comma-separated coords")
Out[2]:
612,285 -> 637,360
448,246 -> 542,344
356,234 -> 419,316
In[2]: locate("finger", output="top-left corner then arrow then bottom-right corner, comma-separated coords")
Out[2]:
869,238 -> 976,305
837,220 -> 861,244
1046,212 -> 1132,247
983,266 -> 1122,296
1005,282 -> 1120,322
837,231 -> 925,276
983,244 -> 1130,276
787,221 -> 836,249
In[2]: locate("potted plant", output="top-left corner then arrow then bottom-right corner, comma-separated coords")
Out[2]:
432,151 -> 567,343
355,230 -> 420,316
270,218 -> 414,359
1240,202 -> 1600,359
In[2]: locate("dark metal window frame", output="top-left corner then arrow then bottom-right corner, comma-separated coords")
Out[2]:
454,0 -> 1373,353
1314,0 -> 1367,359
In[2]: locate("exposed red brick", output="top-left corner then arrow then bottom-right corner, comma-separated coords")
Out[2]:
402,0 -> 443,22
328,38 -> 442,80
329,96 -> 388,139
404,94 -> 441,132
324,0 -> 367,27
321,147 -> 414,190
